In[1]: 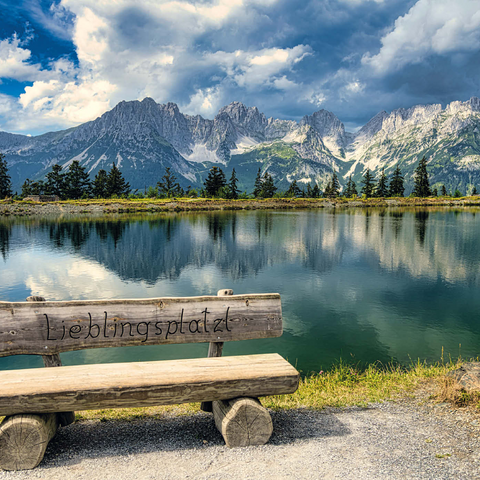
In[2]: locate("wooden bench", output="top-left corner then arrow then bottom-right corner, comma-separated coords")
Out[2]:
0,290 -> 299,471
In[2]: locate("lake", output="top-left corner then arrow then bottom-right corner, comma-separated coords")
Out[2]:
1,207 -> 479,373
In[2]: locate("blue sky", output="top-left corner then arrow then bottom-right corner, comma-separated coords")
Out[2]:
1,0 -> 480,135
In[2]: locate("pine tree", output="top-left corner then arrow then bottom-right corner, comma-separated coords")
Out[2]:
157,167 -> 182,198
330,171 -> 340,198
64,160 -> 91,199
253,168 -> 263,198
0,153 -> 12,199
204,166 -> 227,197
21,179 -> 32,198
389,165 -> 405,197
323,181 -> 333,198
261,172 -> 277,198
441,185 -> 447,196
375,168 -> 389,197
306,183 -> 313,198
312,184 -> 321,198
285,180 -> 301,197
27,180 -> 45,195
45,164 -> 65,198
361,168 -> 376,198
227,168 -> 240,199
92,169 -> 109,198
432,187 -> 438,196
107,162 -> 130,197
344,175 -> 358,197
472,186 -> 478,196
412,156 -> 431,197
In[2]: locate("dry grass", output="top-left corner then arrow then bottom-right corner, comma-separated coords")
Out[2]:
264,359 -> 459,411
1,358 -> 475,424
435,376 -> 480,409
73,359 -> 464,421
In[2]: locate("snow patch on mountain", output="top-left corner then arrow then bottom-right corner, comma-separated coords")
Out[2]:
230,135 -> 260,154
187,144 -> 223,164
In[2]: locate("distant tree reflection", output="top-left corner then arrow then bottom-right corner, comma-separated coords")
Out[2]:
0,222 -> 10,260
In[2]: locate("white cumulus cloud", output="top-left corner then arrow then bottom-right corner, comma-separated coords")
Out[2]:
363,0 -> 480,74
0,0 -> 315,133
0,33 -> 44,81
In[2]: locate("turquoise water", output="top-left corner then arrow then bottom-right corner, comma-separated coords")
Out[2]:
1,208 -> 479,373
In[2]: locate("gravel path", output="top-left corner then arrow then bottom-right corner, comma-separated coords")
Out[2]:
1,399 -> 479,480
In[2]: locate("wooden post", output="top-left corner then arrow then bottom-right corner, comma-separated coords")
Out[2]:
26,296 -> 75,427
200,288 -> 233,412
0,413 -> 58,471
213,397 -> 273,448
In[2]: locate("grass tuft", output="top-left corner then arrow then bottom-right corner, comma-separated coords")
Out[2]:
263,358 -> 460,410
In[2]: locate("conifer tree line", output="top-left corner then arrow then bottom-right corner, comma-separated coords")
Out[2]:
0,151 -> 478,200
20,161 -> 130,199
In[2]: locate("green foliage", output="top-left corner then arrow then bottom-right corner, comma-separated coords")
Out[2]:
472,186 -> 478,196
441,185 -> 447,196
92,169 -> 109,198
454,189 -> 462,198
146,186 -> 158,198
186,187 -> 198,198
157,167 -> 183,198
253,168 -> 263,198
45,164 -> 65,198
285,180 -> 301,197
361,168 -> 376,198
0,153 -> 12,199
432,187 -> 438,196
389,165 -> 404,197
323,171 -> 340,198
344,175 -> 358,198
21,178 -> 45,197
306,182 -> 322,198
260,171 -> 277,198
375,168 -> 389,197
65,160 -> 91,199
107,162 -> 130,198
227,168 -> 240,199
204,166 -> 227,197
412,156 -> 431,197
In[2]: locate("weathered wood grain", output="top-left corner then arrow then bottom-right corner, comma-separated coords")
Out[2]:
0,354 -> 299,417
0,413 -> 58,471
25,296 -> 76,428
0,294 -> 282,357
213,397 -> 273,447
201,289 -> 231,412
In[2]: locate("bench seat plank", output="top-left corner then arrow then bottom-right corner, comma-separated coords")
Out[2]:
0,354 -> 299,417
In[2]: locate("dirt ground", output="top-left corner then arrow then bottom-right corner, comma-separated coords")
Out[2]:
1,398 -> 479,480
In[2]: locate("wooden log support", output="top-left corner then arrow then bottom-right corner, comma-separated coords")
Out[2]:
0,413 -> 58,471
213,397 -> 273,448
25,296 -> 75,428
201,288 -> 232,412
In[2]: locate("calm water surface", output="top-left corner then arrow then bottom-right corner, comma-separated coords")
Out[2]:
1,208 -> 479,373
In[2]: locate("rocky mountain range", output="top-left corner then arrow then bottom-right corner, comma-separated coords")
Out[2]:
2,96 -> 480,194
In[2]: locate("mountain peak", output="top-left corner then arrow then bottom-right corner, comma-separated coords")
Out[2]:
141,97 -> 157,105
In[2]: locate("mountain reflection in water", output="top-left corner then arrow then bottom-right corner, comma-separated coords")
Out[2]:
1,208 -> 480,373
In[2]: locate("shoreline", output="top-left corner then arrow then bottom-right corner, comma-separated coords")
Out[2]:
2,196 -> 480,217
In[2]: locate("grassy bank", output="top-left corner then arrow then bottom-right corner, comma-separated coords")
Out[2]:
75,358 -> 472,423
2,196 -> 480,217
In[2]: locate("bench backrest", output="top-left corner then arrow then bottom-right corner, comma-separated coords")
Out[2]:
0,293 -> 282,357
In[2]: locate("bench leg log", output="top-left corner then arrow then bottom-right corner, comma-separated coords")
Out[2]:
0,413 -> 58,471
212,397 -> 273,448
